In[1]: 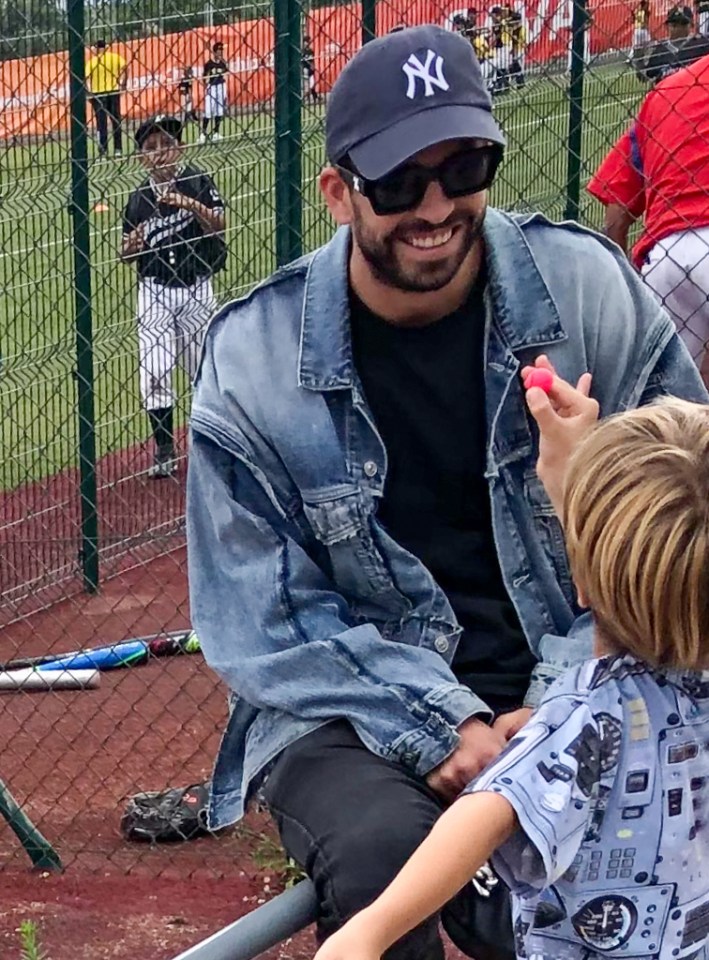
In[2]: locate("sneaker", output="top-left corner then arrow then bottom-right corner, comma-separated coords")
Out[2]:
148,447 -> 178,479
212,132 -> 223,141
198,133 -> 208,144
114,149 -> 123,157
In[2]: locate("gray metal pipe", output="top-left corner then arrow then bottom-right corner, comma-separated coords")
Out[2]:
171,879 -> 318,960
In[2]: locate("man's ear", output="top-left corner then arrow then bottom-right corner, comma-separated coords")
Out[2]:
320,166 -> 353,225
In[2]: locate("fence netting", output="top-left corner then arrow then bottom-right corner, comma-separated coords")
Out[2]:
0,0 -> 707,883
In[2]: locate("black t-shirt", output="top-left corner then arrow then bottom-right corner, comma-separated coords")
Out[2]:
642,35 -> 709,81
122,165 -> 226,287
204,58 -> 227,86
350,274 -> 536,711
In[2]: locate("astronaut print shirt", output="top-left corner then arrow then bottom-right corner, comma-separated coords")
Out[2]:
467,654 -> 709,960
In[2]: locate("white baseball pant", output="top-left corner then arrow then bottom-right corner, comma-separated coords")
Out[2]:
632,26 -> 651,48
641,227 -> 709,370
137,276 -> 217,411
700,9 -> 709,34
204,84 -> 227,119
493,45 -> 512,73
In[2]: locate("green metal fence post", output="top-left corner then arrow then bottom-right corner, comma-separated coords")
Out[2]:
274,0 -> 303,266
564,0 -> 588,221
67,0 -> 99,592
362,0 -> 376,45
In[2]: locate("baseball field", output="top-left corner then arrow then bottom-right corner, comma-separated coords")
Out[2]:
0,62 -> 642,496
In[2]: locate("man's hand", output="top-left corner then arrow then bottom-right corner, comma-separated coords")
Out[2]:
492,707 -> 533,741
521,355 -> 600,516
426,717 -> 506,803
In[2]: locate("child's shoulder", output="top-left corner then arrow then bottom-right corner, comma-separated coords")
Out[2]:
540,654 -> 659,712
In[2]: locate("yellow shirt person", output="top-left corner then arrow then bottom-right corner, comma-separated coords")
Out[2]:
85,40 -> 127,95
84,40 -> 127,158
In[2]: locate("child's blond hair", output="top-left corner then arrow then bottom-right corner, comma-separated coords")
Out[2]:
563,398 -> 709,670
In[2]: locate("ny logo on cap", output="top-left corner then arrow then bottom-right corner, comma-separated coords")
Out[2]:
402,49 -> 449,99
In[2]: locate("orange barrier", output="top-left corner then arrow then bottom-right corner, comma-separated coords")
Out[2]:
0,0 -> 675,140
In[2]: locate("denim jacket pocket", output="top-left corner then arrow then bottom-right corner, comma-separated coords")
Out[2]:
523,469 -> 575,603
302,486 -> 413,617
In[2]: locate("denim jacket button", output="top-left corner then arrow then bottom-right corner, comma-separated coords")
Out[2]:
434,635 -> 450,654
363,460 -> 378,478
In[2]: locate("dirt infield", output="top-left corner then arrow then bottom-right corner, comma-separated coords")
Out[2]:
0,864 -> 318,960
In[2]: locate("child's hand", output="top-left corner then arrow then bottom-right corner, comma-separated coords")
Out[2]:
521,355 -> 599,517
314,917 -> 385,960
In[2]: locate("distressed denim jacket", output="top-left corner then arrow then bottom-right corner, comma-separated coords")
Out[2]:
187,208 -> 707,829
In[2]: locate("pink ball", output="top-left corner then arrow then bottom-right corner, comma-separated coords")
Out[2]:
524,368 -> 554,393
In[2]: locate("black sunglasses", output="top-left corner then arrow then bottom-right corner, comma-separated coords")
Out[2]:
337,143 -> 504,216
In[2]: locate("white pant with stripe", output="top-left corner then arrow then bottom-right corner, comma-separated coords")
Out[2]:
137,276 -> 217,411
204,84 -> 227,119
632,27 -> 651,48
641,227 -> 709,370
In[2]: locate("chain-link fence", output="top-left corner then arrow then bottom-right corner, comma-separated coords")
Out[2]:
0,0 -> 708,951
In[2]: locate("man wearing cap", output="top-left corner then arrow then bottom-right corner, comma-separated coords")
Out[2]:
638,5 -> 709,80
187,26 -> 706,960
122,115 -> 226,478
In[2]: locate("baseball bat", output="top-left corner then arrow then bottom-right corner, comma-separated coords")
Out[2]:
0,777 -> 63,871
0,668 -> 100,692
0,629 -> 199,673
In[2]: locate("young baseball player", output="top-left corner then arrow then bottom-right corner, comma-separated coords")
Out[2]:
301,34 -> 320,104
200,42 -> 228,142
314,385 -> 709,960
121,115 -> 227,478
508,10 -> 526,86
697,0 -> 709,35
178,66 -> 197,130
631,0 -> 652,52
490,6 -> 512,93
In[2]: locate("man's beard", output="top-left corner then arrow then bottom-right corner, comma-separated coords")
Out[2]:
351,206 -> 486,293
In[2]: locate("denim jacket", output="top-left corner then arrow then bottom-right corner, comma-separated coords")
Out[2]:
187,208 -> 707,829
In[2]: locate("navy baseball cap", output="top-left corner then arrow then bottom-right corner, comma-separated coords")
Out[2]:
326,24 -> 505,179
666,5 -> 693,23
135,114 -> 183,149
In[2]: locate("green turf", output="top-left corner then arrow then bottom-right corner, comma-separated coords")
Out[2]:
0,63 -> 645,492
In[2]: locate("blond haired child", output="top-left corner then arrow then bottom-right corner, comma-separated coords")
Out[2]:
315,367 -> 709,960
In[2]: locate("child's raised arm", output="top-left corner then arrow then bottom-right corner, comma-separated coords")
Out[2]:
521,355 -> 599,517
313,792 -> 517,960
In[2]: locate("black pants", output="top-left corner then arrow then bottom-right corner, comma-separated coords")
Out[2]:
263,721 -> 515,960
91,92 -> 122,154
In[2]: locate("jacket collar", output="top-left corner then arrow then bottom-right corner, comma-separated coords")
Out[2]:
298,208 -> 566,391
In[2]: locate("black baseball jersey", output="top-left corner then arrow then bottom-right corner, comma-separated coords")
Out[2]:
302,45 -> 315,74
641,34 -> 709,81
204,58 -> 227,86
178,78 -> 193,96
122,165 -> 226,287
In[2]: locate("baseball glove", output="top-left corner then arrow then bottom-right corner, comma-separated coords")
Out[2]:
120,782 -> 211,843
